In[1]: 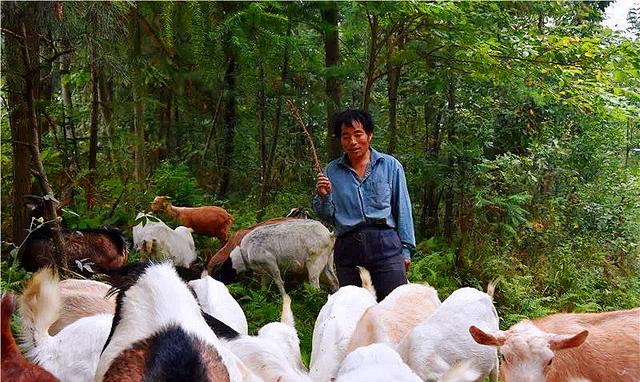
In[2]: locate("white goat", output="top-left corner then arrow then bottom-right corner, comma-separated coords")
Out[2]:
229,219 -> 339,298
223,294 -> 310,382
132,219 -> 196,267
346,282 -> 441,354
18,268 -> 113,382
397,287 -> 499,382
95,262 -> 261,382
309,268 -> 378,382
189,274 -> 249,335
50,278 -> 115,335
334,343 -> 423,382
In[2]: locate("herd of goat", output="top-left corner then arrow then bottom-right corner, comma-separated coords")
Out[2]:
3,195 -> 639,382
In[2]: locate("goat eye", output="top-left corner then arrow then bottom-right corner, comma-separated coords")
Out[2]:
547,359 -> 553,366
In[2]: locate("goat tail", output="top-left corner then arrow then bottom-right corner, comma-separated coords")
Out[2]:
439,360 -> 481,382
486,278 -> 499,300
357,266 -> 376,298
280,293 -> 295,328
18,267 -> 61,354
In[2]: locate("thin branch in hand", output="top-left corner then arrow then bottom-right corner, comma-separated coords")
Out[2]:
285,99 -> 322,174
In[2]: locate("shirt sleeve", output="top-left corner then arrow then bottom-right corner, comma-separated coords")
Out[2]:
313,166 -> 335,224
392,162 -> 416,260
313,193 -> 335,224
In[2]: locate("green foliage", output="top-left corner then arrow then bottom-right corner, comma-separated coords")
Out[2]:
149,160 -> 206,207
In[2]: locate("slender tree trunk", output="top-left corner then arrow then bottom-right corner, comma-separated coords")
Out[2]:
386,38 -> 401,154
201,92 -> 223,163
256,59 -> 268,220
443,77 -> 456,243
217,33 -> 237,199
132,17 -> 146,183
256,14 -> 291,220
59,38 -> 78,162
321,2 -> 342,160
421,101 -> 444,238
87,42 -> 99,210
257,60 -> 267,194
362,13 -> 378,112
97,66 -> 113,156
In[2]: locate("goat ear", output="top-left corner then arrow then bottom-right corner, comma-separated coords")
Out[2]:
469,325 -> 506,347
549,330 -> 588,351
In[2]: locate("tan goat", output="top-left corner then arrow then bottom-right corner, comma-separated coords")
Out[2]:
151,196 -> 233,242
346,282 -> 441,354
470,308 -> 640,382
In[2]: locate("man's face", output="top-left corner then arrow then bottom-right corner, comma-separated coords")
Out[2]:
340,120 -> 372,161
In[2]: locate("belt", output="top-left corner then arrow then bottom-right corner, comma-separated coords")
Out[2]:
364,218 -> 387,226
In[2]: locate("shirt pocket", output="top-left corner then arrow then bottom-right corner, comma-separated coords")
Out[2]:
367,181 -> 391,210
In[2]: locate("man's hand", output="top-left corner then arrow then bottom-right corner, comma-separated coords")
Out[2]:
404,258 -> 411,273
316,173 -> 332,197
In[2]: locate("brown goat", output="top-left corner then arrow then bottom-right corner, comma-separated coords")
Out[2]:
470,308 -> 640,382
21,227 -> 129,276
151,196 -> 233,242
206,217 -> 291,273
1,293 -> 59,382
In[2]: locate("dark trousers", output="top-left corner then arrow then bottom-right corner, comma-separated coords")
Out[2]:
334,225 -> 407,302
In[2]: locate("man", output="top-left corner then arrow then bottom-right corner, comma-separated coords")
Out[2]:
313,109 -> 416,301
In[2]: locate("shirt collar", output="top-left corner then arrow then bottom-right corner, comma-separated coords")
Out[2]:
338,148 -> 384,168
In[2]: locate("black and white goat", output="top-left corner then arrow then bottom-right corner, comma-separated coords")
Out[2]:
95,262 -> 260,382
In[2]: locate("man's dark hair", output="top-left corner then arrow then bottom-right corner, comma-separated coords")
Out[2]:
332,109 -> 374,137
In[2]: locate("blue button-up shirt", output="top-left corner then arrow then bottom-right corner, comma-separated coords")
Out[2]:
313,148 -> 416,259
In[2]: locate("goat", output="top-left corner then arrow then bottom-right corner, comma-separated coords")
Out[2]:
334,343 -> 422,382
286,208 -> 311,219
223,294 -> 310,382
151,196 -> 233,242
96,262 -> 260,382
1,293 -> 59,382
396,286 -> 499,382
346,282 -> 441,354
49,278 -> 116,335
206,217 -> 291,275
189,274 -> 249,335
469,308 -> 640,382
20,225 -> 129,276
18,268 -> 114,382
334,343 -> 479,382
227,219 -> 339,298
132,219 -> 196,267
21,196 -> 129,275
309,267 -> 378,382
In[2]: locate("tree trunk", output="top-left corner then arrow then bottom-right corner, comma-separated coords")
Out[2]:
4,3 -> 33,245
362,13 -> 378,112
443,77 -> 457,243
257,14 -> 291,220
59,38 -> 78,162
321,2 -> 342,160
7,6 -> 67,267
217,32 -> 237,199
132,17 -> 146,183
87,42 -> 99,210
97,65 -> 113,156
386,37 -> 401,154
256,59 -> 268,220
420,99 -> 444,238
